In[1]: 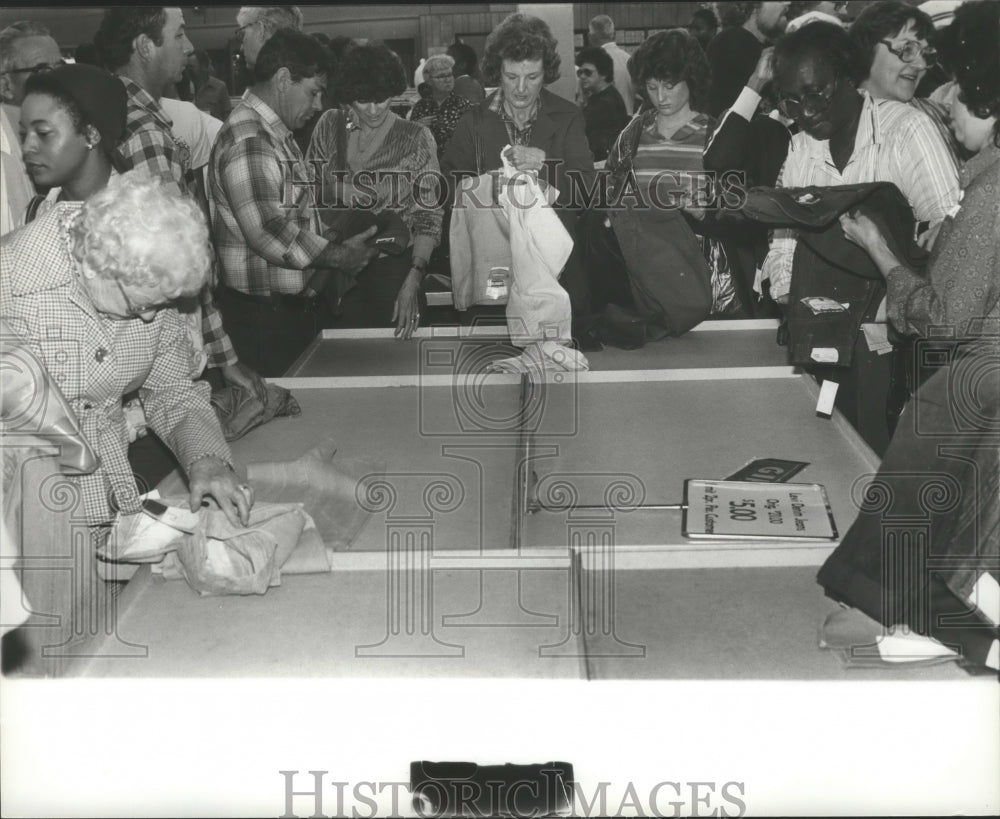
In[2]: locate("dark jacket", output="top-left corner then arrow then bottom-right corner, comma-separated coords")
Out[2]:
581,84 -> 629,162
440,87 -> 596,213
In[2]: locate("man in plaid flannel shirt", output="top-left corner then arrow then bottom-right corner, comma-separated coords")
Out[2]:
95,7 -> 266,397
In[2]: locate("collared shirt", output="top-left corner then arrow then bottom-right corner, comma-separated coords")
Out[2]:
762,91 -> 960,300
0,203 -> 231,525
489,90 -> 539,146
115,75 -> 237,368
209,91 -> 329,296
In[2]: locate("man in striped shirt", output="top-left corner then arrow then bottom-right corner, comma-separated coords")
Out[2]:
208,30 -> 376,377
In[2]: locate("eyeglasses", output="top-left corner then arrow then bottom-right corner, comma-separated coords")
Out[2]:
233,22 -> 255,41
777,79 -> 837,119
576,68 -> 595,77
426,73 -> 454,81
114,278 -> 159,318
1,59 -> 67,77
880,39 -> 937,66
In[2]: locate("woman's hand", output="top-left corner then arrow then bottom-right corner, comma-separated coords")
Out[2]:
839,212 -> 886,253
917,221 -> 942,252
504,145 -> 546,173
392,275 -> 422,340
839,212 -> 902,278
188,456 -> 253,528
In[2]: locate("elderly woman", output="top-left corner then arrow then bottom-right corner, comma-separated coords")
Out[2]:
307,41 -> 442,340
574,45 -> 629,163
849,0 -> 960,169
818,0 -> 1000,673
0,172 -> 252,529
409,54 -> 474,158
440,12 -> 596,317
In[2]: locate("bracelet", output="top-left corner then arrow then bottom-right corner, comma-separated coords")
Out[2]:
187,452 -> 234,473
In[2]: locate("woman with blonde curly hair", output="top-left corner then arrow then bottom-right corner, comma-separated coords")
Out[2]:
0,172 -> 252,529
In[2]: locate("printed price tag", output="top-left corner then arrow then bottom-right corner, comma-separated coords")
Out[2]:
683,479 -> 837,541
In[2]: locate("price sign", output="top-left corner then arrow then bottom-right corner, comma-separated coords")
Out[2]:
682,479 -> 837,541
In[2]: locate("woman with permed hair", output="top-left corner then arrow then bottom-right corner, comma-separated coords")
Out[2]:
440,12 -> 595,317
307,41 -> 443,340
0,171 -> 252,530
409,54 -> 474,159
817,0 -> 1000,674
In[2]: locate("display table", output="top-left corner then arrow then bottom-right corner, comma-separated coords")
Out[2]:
52,323 -> 969,680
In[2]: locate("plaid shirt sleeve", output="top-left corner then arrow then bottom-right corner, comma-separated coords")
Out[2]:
200,288 -> 238,368
116,129 -> 187,197
119,125 -> 240,368
140,308 -> 232,472
218,133 -> 328,269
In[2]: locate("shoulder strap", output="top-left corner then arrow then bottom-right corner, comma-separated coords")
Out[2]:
473,105 -> 483,176
24,194 -> 47,224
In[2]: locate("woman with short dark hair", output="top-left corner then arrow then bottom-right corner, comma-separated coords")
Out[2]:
849,1 -> 958,159
307,41 -> 442,340
574,45 -> 628,162
587,30 -> 725,335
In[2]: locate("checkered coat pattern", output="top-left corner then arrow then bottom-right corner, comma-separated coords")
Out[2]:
0,204 -> 232,525
115,75 -> 238,369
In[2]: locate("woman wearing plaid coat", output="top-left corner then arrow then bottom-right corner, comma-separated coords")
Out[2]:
1,173 -> 252,529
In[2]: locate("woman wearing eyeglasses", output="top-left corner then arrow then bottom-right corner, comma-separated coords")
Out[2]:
818,0 -> 1000,674
1,171 -> 253,531
850,1 -> 961,177
408,54 -> 474,159
761,22 -> 959,305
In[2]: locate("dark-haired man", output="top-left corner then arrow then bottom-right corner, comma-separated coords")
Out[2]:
574,46 -> 628,162
707,2 -> 791,117
446,41 -> 485,105
209,30 -> 377,376
95,6 -> 266,427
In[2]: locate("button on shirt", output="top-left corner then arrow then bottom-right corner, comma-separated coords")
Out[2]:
209,91 -> 329,296
762,92 -> 961,301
